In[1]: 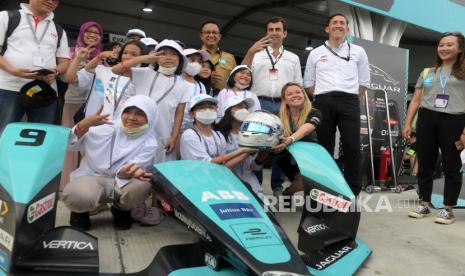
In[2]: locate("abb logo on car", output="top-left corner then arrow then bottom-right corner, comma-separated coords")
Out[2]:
201,190 -> 249,202
27,193 -> 55,223
310,189 -> 351,213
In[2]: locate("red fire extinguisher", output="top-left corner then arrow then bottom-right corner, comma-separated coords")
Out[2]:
378,146 -> 391,181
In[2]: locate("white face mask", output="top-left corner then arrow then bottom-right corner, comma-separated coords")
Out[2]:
158,65 -> 177,76
195,109 -> 217,125
232,108 -> 249,122
120,123 -> 149,137
234,82 -> 249,90
184,62 -> 202,76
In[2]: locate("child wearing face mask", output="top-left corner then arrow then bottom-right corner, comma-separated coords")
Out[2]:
216,65 -> 261,121
112,39 -> 190,225
63,95 -> 158,231
216,96 -> 265,200
112,39 -> 190,162
64,41 -> 143,120
180,49 -> 210,132
180,94 -> 257,166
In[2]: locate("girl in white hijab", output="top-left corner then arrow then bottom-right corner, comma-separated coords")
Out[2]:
62,95 -> 159,230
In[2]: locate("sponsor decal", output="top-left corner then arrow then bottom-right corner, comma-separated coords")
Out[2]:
0,201 -> 8,217
380,129 -> 399,136
262,272 -> 303,276
304,223 -> 328,234
210,203 -> 261,220
174,209 -> 212,242
369,64 -> 399,85
310,189 -> 352,212
0,248 -> 9,272
204,253 -> 218,270
159,197 -> 173,213
27,193 -> 55,223
315,246 -> 353,270
0,200 -> 9,224
43,240 -> 95,250
231,223 -> 282,248
201,190 -> 249,202
0,229 -> 13,251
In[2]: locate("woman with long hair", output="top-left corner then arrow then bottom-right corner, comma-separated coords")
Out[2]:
273,82 -> 322,195
404,32 -> 465,224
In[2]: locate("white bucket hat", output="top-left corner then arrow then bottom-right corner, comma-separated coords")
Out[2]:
189,94 -> 218,111
155,39 -> 188,68
182,48 -> 210,61
126,29 -> 146,38
222,95 -> 255,115
140,37 -> 158,46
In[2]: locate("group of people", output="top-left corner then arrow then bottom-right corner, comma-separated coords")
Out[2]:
0,0 -> 464,231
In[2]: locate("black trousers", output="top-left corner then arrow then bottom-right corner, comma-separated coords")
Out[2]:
416,108 -> 465,206
314,92 -> 361,195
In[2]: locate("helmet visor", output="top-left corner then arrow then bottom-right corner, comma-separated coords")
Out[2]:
240,122 -> 273,134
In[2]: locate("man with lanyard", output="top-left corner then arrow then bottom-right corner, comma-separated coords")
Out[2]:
0,0 -> 69,134
199,20 -> 236,96
303,13 -> 370,196
242,17 -> 303,196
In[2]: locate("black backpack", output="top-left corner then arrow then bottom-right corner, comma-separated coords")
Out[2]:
1,10 -> 64,55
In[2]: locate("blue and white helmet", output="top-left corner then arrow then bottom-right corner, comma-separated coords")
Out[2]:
239,110 -> 283,149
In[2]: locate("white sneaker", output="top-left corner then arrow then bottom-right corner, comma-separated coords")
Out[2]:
434,209 -> 456,225
408,205 -> 431,218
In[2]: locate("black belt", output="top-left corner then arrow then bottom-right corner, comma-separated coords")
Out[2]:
258,96 -> 281,102
315,91 -> 358,98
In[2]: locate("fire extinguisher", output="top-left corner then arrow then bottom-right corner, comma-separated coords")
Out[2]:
378,146 -> 391,181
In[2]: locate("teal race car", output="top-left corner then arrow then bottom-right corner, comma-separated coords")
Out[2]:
0,123 -> 371,275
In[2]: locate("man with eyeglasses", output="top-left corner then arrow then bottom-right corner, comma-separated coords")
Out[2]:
303,13 -> 370,196
0,0 -> 70,134
199,20 -> 236,95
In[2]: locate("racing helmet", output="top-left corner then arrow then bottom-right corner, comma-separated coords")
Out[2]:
239,110 -> 283,149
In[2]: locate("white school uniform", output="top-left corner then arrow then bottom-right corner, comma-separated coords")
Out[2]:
181,78 -> 206,132
68,95 -> 159,188
132,67 -> 190,162
180,128 -> 227,162
77,65 -> 135,119
225,133 -> 264,200
216,88 -> 261,120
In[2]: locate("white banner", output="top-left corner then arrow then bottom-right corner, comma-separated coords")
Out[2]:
109,33 -> 127,44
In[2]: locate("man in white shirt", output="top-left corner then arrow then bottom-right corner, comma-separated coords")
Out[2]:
303,13 -> 370,196
0,0 -> 70,134
242,17 -> 303,114
242,17 -> 303,195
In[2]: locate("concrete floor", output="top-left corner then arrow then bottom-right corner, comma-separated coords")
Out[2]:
55,171 -> 465,275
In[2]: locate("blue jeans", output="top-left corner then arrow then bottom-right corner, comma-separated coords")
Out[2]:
0,89 -> 57,135
258,98 -> 285,191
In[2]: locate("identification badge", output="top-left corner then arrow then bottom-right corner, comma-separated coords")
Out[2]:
434,94 -> 449,108
32,51 -> 46,67
269,68 -> 278,81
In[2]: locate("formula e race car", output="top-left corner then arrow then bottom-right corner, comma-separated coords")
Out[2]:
0,123 -> 371,275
